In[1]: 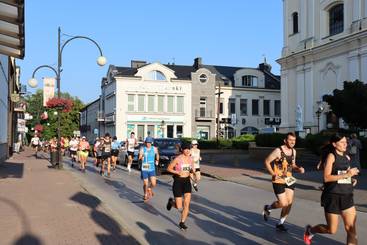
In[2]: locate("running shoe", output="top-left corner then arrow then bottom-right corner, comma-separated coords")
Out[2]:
276,224 -> 288,232
166,197 -> 173,211
303,225 -> 313,245
179,222 -> 188,231
262,205 -> 270,221
193,183 -> 198,192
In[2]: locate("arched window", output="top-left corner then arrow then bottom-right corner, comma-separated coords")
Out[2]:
148,70 -> 166,80
329,4 -> 344,36
292,12 -> 299,34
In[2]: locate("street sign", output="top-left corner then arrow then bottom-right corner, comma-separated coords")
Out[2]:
73,130 -> 80,136
94,128 -> 99,135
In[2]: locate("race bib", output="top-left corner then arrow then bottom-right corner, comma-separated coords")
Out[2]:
284,176 -> 297,186
182,164 -> 191,172
337,170 -> 352,184
142,163 -> 150,171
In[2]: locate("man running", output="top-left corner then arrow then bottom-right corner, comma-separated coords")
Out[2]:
138,137 -> 159,201
100,133 -> 112,177
262,132 -> 305,232
30,134 -> 40,157
166,143 -> 195,230
126,132 -> 137,172
69,137 -> 79,167
190,140 -> 202,192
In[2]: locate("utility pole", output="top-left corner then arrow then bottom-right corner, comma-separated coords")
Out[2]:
216,82 -> 223,144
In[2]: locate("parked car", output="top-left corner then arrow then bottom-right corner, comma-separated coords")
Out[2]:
118,142 -> 143,167
154,138 -> 182,173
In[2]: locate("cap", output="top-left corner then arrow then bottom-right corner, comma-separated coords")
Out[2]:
82,136 -> 86,139
191,140 -> 198,145
145,137 -> 154,143
181,142 -> 191,151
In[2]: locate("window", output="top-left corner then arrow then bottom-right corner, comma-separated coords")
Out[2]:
137,125 -> 145,141
138,95 -> 145,112
229,98 -> 236,114
148,95 -> 155,112
274,100 -> 281,116
158,95 -> 164,112
177,96 -> 184,113
148,70 -> 166,80
241,75 -> 258,87
292,12 -> 299,34
199,74 -> 208,83
200,97 -> 206,117
329,4 -> 344,36
219,102 -> 223,114
167,96 -> 174,112
240,99 -> 247,116
176,125 -> 183,138
252,99 -> 259,116
127,94 -> 135,112
147,125 -> 155,137
263,100 -> 270,116
167,125 -> 174,138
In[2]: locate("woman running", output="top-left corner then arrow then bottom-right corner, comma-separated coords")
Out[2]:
78,136 -> 90,172
166,143 -> 195,230
190,140 -> 202,192
304,134 -> 359,245
100,133 -> 112,177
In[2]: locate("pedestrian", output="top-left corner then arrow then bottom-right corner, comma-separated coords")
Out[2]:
69,137 -> 78,167
30,134 -> 40,157
262,132 -> 305,232
126,132 -> 137,172
78,136 -> 90,172
348,133 -> 362,171
100,133 -> 112,177
111,136 -> 120,171
304,134 -> 359,245
138,137 -> 159,201
190,140 -> 202,192
63,136 -> 69,156
166,142 -> 195,230
93,137 -> 100,166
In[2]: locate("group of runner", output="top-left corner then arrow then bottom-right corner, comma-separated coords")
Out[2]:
262,132 -> 360,245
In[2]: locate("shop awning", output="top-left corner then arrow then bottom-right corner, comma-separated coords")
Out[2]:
0,0 -> 25,59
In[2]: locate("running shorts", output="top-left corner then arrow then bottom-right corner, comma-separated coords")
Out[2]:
102,152 -> 111,159
172,176 -> 192,197
321,193 -> 354,214
111,149 -> 119,157
127,151 -> 135,157
69,150 -> 76,155
272,183 -> 295,195
141,170 -> 156,180
79,151 -> 89,158
195,168 -> 201,172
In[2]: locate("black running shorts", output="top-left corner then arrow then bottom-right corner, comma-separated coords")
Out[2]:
272,183 -> 295,195
173,176 -> 192,197
321,193 -> 354,214
102,152 -> 111,159
111,149 -> 119,157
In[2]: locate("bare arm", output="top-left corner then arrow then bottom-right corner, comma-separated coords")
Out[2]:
154,147 -> 159,165
324,153 -> 359,182
167,158 -> 180,176
264,148 -> 280,177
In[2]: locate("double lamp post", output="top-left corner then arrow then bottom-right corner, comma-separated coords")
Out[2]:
28,27 -> 107,169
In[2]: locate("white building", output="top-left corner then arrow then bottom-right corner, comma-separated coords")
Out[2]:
278,0 -> 367,133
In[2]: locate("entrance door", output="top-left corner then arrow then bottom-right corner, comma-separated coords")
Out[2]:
167,125 -> 174,138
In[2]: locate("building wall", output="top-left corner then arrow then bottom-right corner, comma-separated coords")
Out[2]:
279,0 -> 367,133
0,54 -> 9,162
80,98 -> 100,141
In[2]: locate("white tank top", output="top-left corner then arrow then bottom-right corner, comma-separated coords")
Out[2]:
127,138 -> 136,152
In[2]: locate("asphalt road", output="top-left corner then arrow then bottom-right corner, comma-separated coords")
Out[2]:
63,159 -> 367,245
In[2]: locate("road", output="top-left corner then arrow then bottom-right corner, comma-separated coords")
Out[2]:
62,157 -> 367,245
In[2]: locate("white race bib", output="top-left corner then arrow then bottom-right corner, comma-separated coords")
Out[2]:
142,163 -> 150,170
284,176 -> 297,186
182,164 -> 191,172
337,170 -> 352,184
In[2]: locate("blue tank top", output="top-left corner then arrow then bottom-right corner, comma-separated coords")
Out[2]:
112,141 -> 120,150
141,146 -> 155,172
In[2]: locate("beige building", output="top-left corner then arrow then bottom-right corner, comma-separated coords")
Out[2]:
278,0 -> 367,133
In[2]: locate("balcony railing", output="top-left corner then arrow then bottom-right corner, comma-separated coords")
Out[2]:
195,109 -> 214,121
96,111 -> 105,122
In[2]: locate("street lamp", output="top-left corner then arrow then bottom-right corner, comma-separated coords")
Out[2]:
28,27 -> 106,169
315,101 -> 324,133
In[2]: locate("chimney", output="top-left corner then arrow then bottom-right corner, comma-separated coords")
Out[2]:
259,62 -> 272,72
193,57 -> 202,69
131,60 -> 147,68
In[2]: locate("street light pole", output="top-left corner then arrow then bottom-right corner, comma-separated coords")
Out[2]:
215,82 -> 223,144
28,27 -> 107,169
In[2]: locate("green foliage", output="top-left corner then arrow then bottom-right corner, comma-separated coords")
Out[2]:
304,133 -> 331,155
25,89 -> 84,140
255,133 -> 306,148
323,80 -> 367,129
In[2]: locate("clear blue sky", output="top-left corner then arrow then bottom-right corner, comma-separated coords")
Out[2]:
18,1 -> 283,104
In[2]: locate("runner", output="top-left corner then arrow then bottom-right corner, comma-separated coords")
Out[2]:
93,137 -> 100,166
304,134 -> 359,245
126,132 -> 137,172
190,140 -> 202,192
69,137 -> 79,167
262,132 -> 305,232
78,136 -> 90,172
138,137 -> 159,201
30,134 -> 40,157
63,137 -> 69,156
100,133 -> 112,177
111,136 -> 120,171
166,143 -> 195,230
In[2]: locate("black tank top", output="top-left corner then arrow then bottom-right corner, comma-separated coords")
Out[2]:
103,140 -> 111,153
324,152 -> 353,195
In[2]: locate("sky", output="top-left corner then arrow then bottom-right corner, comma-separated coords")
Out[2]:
18,1 -> 283,104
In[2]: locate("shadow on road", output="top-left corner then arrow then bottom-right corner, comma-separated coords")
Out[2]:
70,192 -> 138,244
14,233 -> 42,245
0,161 -> 24,179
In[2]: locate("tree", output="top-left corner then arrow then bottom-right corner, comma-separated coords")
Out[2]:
323,80 -> 367,129
24,89 -> 85,139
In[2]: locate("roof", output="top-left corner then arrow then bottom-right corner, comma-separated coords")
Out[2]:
0,0 -> 25,59
113,61 -> 280,90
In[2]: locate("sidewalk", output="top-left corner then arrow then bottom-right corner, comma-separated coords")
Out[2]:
0,148 -> 137,245
200,155 -> 367,213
